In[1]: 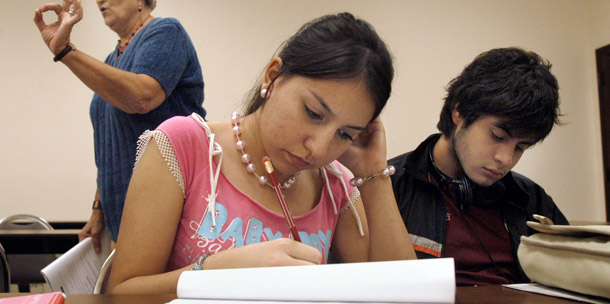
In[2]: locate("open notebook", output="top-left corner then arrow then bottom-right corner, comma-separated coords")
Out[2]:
168,258 -> 455,304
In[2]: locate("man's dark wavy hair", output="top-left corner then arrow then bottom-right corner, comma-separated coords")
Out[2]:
437,47 -> 561,142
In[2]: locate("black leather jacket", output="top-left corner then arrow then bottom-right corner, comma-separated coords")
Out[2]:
388,134 -> 569,282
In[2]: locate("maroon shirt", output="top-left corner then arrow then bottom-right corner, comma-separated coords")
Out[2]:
436,180 -> 520,286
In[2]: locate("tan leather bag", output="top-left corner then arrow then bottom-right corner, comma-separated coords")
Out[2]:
517,220 -> 610,299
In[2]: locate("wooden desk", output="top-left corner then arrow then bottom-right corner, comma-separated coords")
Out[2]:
0,229 -> 80,254
64,294 -> 178,304
0,286 -> 588,303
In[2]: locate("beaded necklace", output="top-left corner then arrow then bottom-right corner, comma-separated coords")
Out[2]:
231,112 -> 297,189
117,15 -> 152,58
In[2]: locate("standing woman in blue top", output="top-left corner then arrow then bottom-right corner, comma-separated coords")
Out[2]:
33,0 -> 206,250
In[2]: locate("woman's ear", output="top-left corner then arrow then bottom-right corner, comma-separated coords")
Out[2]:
262,57 -> 283,96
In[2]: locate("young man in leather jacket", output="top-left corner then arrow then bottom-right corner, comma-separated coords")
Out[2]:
389,47 -> 569,286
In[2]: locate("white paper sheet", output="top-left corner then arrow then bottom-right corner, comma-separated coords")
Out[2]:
40,230 -> 112,294
503,283 -> 610,304
168,300 -> 408,304
172,258 -> 455,304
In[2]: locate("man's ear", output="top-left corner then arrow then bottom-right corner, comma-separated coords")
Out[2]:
261,57 -> 283,97
452,102 -> 467,128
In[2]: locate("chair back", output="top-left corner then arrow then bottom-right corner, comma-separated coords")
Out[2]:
93,249 -> 115,294
0,214 -> 56,292
0,243 -> 10,292
0,214 -> 52,230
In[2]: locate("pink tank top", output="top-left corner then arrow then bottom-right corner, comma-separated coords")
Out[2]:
157,115 -> 356,270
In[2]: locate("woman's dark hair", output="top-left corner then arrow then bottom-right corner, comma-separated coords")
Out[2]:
244,12 -> 393,120
437,47 -> 561,143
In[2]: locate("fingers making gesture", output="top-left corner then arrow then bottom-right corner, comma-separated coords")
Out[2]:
34,0 -> 83,54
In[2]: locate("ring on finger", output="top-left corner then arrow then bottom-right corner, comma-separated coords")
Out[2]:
68,8 -> 77,15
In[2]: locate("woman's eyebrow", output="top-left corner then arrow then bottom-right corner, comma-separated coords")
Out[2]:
309,90 -> 366,131
310,90 -> 333,114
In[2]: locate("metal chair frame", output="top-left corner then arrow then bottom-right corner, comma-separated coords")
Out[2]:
0,243 -> 10,293
0,214 -> 52,229
93,249 -> 115,294
0,214 -> 55,292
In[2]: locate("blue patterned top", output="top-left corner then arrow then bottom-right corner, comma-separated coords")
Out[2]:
89,17 -> 205,241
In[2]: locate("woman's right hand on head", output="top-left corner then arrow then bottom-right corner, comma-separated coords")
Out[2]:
337,117 -> 389,178
34,0 -> 83,54
208,238 -> 323,269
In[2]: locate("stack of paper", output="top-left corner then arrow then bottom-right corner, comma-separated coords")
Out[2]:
40,230 -> 112,294
169,258 -> 455,303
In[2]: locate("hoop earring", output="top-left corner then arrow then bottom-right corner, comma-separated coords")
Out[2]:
260,88 -> 268,99
138,0 -> 143,11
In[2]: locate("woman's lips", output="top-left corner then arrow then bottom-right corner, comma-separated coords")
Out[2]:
287,152 -> 310,168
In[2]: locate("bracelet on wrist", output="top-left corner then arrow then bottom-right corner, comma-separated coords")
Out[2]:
349,165 -> 396,187
92,200 -> 102,210
53,42 -> 75,62
191,253 -> 211,270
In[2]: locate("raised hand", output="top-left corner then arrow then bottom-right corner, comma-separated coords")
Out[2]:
338,117 -> 389,177
33,0 -> 83,54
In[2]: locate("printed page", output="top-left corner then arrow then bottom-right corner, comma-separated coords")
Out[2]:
176,258 -> 455,303
40,230 -> 112,294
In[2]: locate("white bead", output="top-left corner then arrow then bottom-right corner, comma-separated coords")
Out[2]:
388,165 -> 396,175
382,168 -> 390,177
246,163 -> 255,172
241,153 -> 251,163
231,112 -> 241,123
232,125 -> 241,135
261,88 -> 268,99
258,175 -> 268,185
236,140 -> 245,150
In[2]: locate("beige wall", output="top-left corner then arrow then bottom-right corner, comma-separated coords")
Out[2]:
2,0 -> 608,222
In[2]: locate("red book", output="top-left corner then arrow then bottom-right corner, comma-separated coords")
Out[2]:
0,292 -> 65,304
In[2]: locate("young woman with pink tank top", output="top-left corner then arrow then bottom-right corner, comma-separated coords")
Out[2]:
106,12 -> 416,294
